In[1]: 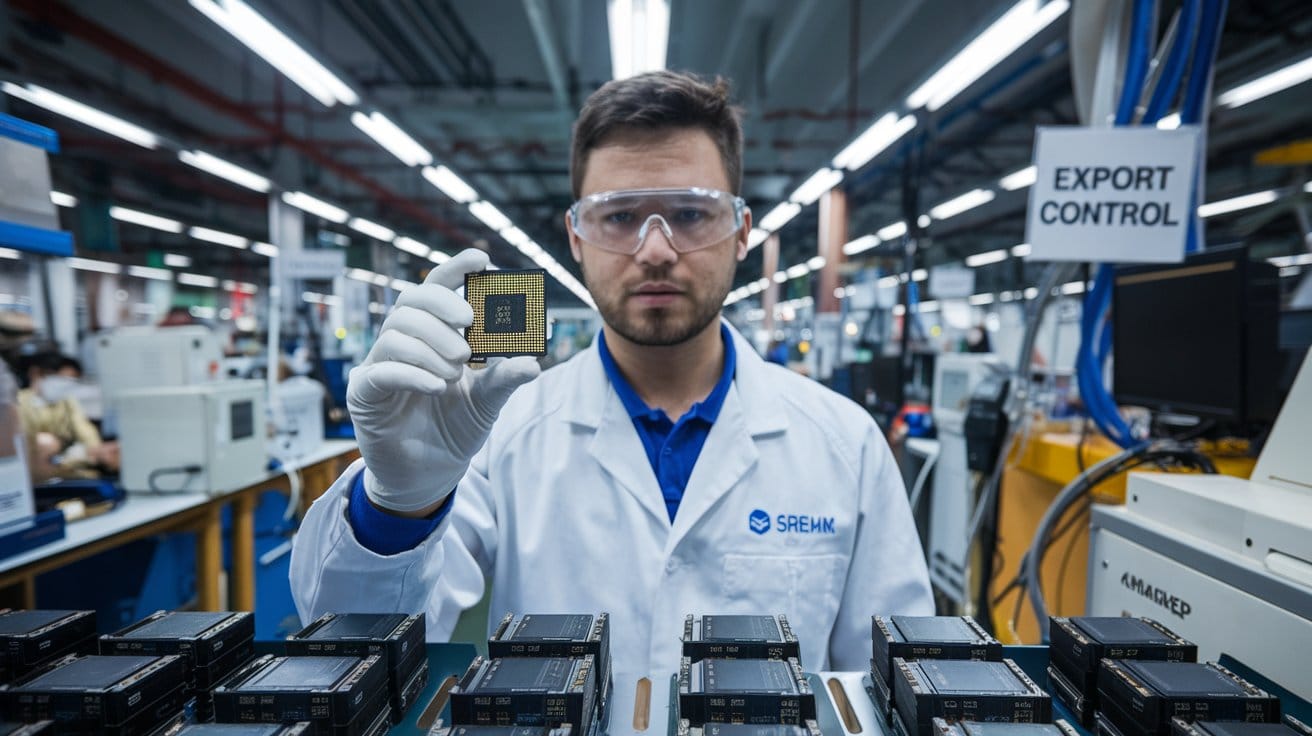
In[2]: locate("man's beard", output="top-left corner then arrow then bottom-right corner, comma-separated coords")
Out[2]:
581,262 -> 729,347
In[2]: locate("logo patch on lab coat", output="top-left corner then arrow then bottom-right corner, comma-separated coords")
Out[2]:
748,509 -> 771,535
748,509 -> 836,535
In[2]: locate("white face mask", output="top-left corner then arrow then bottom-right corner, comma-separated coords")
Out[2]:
37,374 -> 79,404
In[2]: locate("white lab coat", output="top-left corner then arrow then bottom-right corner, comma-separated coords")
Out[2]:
290,325 -> 932,732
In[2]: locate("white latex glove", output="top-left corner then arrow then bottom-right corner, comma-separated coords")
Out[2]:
347,249 -> 541,513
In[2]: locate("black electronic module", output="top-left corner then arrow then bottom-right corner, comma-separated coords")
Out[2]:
1171,717 -> 1312,736
445,727 -> 576,736
0,653 -> 187,735
682,614 -> 800,663
160,724 -> 314,735
449,655 -> 597,735
0,609 -> 96,681
0,722 -> 53,735
676,719 -> 823,736
677,656 -> 816,726
210,654 -> 391,736
871,616 -> 1002,720
488,612 -> 611,724
892,658 -> 1051,736
931,718 -> 1081,736
287,613 -> 428,722
1097,660 -> 1280,736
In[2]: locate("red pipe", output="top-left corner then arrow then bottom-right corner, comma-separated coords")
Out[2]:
10,0 -> 471,246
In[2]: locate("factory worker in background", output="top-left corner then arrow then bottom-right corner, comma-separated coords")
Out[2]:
291,70 -> 932,731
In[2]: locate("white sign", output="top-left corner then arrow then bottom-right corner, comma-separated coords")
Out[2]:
281,250 -> 346,280
929,265 -> 976,299
1025,126 -> 1200,263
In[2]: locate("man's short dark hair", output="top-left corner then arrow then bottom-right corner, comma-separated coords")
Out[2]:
570,71 -> 743,198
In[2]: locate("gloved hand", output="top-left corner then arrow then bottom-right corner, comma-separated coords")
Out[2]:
347,249 -> 541,513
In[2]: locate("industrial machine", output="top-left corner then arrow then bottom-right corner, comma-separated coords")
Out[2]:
268,376 -> 326,463
929,353 -> 1006,605
1087,348 -> 1312,701
93,326 -> 224,402
115,380 -> 267,494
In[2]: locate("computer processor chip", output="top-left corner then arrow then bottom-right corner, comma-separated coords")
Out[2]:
465,269 -> 547,361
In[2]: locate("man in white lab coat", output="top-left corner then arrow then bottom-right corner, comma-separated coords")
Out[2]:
290,71 -> 932,729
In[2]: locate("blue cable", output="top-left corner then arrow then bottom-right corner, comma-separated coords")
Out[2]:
1181,0 -> 1228,124
1144,0 -> 1200,123
1115,0 -> 1158,125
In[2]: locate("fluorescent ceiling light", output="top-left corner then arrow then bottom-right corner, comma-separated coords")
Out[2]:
348,217 -> 396,242
391,279 -> 415,291
110,206 -> 184,233
772,271 -> 788,284
965,248 -> 1008,267
843,234 -> 879,256
520,241 -> 544,258
50,191 -> 78,208
468,201 -> 512,232
189,226 -> 248,249
607,0 -> 669,80
422,165 -> 479,203
786,264 -> 810,279
877,221 -> 908,241
912,268 -> 928,281
501,227 -> 530,247
1217,54 -> 1312,108
163,253 -> 192,268
1156,112 -> 1181,130
1011,243 -> 1032,257
917,214 -> 932,228
1281,266 -> 1304,278
969,293 -> 996,305
282,191 -> 349,223
393,236 -> 431,258
128,265 -> 173,281
178,273 -> 219,288
807,256 -> 826,270
907,0 -> 1069,111
1268,253 -> 1312,268
789,168 -> 844,206
189,0 -> 358,106
930,188 -> 996,220
878,275 -> 900,288
1197,190 -> 1278,218
1,82 -> 160,149
917,300 -> 940,313
1060,280 -> 1086,295
347,268 -> 381,284
251,242 -> 279,257
0,248 -> 21,259
428,250 -> 451,265
999,165 -> 1037,191
351,111 -> 432,167
831,113 -> 917,171
178,150 -> 271,192
747,229 -> 770,250
758,202 -> 802,232
68,257 -> 121,274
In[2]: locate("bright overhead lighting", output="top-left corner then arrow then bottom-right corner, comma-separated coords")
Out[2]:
1011,243 -> 1032,257
912,268 -> 928,281
758,202 -> 802,232
282,191 -> 349,223
1268,253 -> 1312,268
786,264 -> 810,279
422,165 -> 479,203
391,279 -> 415,291
965,248 -> 1008,267
347,268 -> 382,284
0,248 -> 20,259
178,150 -> 271,192
831,112 -> 917,171
501,227 -> 530,247
772,271 -> 788,284
807,256 -> 826,270
428,250 -> 451,265
906,0 -> 1070,111
189,226 -> 248,249
468,201 -> 513,232
127,265 -> 173,281
747,229 -> 770,250
789,168 -> 844,206
50,191 -> 78,208
1197,190 -> 1279,218
1281,266 -> 1305,278
163,253 -> 192,268
393,236 -> 431,258
189,0 -> 358,106
251,241 -> 279,257
351,111 -> 432,167
348,217 -> 396,242
969,293 -> 996,305
930,188 -> 996,220
1060,280 -> 1087,295
1216,54 -> 1312,108
1,82 -> 160,149
1156,112 -> 1181,130
843,234 -> 879,256
878,275 -> 900,288
877,221 -> 908,241
607,0 -> 669,80
178,272 -> 219,288
917,300 -> 940,313
110,206 -> 184,233
68,257 -> 121,274
999,165 -> 1037,191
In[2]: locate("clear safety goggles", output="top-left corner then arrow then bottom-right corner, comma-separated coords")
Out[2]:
568,187 -> 748,254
